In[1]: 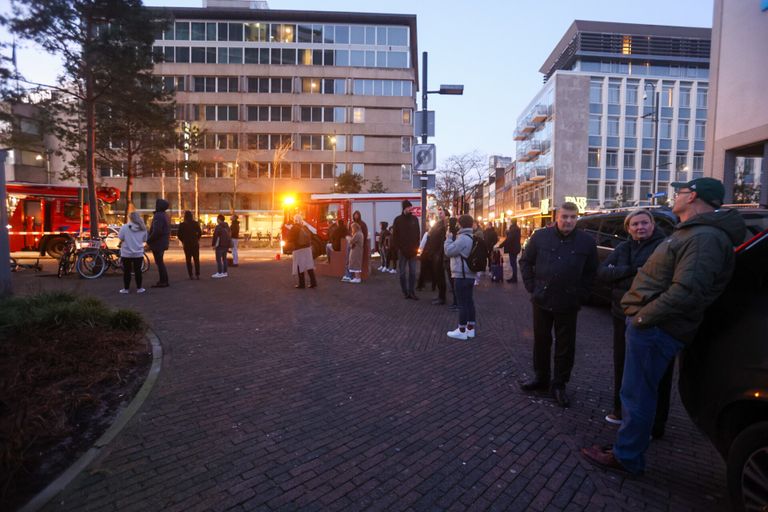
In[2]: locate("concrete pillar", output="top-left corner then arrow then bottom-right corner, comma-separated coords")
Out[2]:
722,150 -> 736,204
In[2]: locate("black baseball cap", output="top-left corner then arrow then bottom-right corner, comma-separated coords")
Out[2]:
670,177 -> 725,208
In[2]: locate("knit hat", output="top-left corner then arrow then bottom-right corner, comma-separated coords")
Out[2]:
402,199 -> 412,210
670,177 -> 725,208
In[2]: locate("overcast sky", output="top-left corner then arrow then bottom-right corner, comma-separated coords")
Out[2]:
3,0 -> 714,167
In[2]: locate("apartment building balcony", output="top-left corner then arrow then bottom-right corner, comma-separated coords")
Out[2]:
531,165 -> 549,181
513,130 -> 527,141
527,140 -> 542,156
531,104 -> 550,123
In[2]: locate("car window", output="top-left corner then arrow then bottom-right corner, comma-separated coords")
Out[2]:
577,217 -> 602,244
598,217 -> 627,248
740,211 -> 768,240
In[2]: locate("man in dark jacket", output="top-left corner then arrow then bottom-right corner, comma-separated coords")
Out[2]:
519,202 -> 598,407
146,198 -> 171,287
483,224 -> 499,273
391,199 -> 421,299
582,178 -> 746,475
503,219 -> 522,283
425,206 -> 448,304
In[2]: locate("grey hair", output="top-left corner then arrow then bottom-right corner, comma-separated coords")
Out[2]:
293,214 -> 303,224
129,211 -> 146,231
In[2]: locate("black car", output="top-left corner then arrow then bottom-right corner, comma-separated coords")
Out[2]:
679,227 -> 768,511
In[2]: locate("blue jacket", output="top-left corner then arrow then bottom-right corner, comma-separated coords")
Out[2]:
147,199 -> 170,252
519,225 -> 598,312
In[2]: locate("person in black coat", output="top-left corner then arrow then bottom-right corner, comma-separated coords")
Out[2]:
146,198 -> 171,288
425,206 -> 448,304
483,224 -> 499,272
503,219 -> 522,283
597,209 -> 670,436
177,210 -> 202,280
518,202 -> 598,408
391,200 -> 421,299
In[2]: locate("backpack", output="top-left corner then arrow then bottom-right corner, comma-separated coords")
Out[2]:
217,224 -> 231,248
297,226 -> 311,247
462,234 -> 488,273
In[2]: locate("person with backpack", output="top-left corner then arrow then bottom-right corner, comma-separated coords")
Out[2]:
502,219 -> 522,283
518,202 -> 598,408
443,214 -> 479,340
211,214 -> 231,278
289,214 -> 317,289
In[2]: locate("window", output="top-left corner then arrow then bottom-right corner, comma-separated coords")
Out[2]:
229,23 -> 243,41
679,85 -> 691,107
676,152 -> 688,171
625,118 -> 636,137
642,118 -> 653,138
607,116 -> 620,137
191,22 -> 206,40
352,136 -> 365,152
401,136 -> 411,153
693,153 -> 704,171
621,182 -> 635,202
604,182 -> 617,201
333,107 -> 346,123
605,150 -> 618,168
351,163 -> 364,175
641,150 -> 653,170
588,115 -> 601,136
401,164 -> 412,180
623,150 -> 635,169
402,109 -> 412,125
626,83 -> 638,105
695,120 -> 706,140
352,108 -> 365,123
587,180 -> 600,200
247,134 -> 269,150
300,134 -> 323,151
245,22 -> 268,42
677,120 -> 689,140
608,82 -> 620,104
589,80 -> 602,104
175,47 -> 189,63
659,118 -> 672,139
191,47 -> 206,63
302,78 -> 321,93
696,87 -> 708,108
588,148 -> 601,168
175,22 -> 189,40
662,83 -> 674,107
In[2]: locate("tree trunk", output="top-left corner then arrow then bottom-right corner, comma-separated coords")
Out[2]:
85,16 -> 99,237
124,163 -> 134,222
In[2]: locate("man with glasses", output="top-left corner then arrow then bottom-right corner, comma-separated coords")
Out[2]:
582,177 -> 746,475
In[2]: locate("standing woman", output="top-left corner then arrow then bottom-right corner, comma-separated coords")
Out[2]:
598,209 -> 669,438
177,210 -> 202,280
290,214 -> 317,288
347,222 -> 364,284
211,214 -> 231,278
118,211 -> 148,294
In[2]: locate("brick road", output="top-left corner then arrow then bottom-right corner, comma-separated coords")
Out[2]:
11,248 -> 729,511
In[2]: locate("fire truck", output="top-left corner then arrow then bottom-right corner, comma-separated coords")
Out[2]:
281,192 -> 422,257
6,183 -> 120,258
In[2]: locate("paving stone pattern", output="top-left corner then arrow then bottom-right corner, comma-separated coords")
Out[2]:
12,249 -> 730,511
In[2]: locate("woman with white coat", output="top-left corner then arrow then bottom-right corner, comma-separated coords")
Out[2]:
118,211 -> 148,294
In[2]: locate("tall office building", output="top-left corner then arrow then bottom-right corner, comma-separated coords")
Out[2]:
100,0 -> 417,232
512,21 -> 710,230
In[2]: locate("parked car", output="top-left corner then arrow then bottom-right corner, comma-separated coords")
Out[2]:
679,226 -> 768,511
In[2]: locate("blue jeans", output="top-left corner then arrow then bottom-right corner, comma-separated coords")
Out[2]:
215,247 -> 228,274
398,254 -> 417,294
454,278 -> 476,326
613,322 -> 683,474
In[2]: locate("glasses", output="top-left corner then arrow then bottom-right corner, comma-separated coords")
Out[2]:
674,190 -> 693,199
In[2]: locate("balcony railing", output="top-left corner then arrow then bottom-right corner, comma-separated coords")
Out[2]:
531,104 -> 550,123
527,140 -> 542,156
531,165 -> 549,181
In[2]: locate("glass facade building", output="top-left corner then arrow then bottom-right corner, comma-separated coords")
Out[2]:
512,21 -> 711,227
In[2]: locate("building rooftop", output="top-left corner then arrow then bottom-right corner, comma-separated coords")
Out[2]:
540,20 -> 711,81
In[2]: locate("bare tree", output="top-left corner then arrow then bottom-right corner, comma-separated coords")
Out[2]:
436,151 -> 485,215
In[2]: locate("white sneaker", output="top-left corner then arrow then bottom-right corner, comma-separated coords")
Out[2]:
350,278 -> 361,283
137,288 -> 146,294
341,276 -> 351,282
220,272 -> 228,277
212,273 -> 223,278
466,328 -> 476,338
447,328 -> 468,340
389,269 -> 397,274
119,288 -> 129,294
377,266 -> 383,271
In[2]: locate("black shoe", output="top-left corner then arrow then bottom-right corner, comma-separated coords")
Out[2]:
506,278 -> 517,283
308,284 -> 317,289
196,275 -> 200,280
403,292 -> 410,299
552,387 -> 570,408
518,377 -> 549,392
294,284 -> 305,289
432,299 -> 445,305
408,293 -> 419,300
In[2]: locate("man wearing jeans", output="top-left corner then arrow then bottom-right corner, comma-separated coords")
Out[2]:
391,200 -> 420,300
582,178 -> 746,475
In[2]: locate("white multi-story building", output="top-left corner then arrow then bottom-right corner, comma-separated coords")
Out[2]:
512,21 -> 710,229
100,0 -> 418,233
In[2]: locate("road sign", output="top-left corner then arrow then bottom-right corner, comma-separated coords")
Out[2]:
412,173 -> 436,190
646,192 -> 667,198
414,111 -> 435,138
413,144 -> 436,171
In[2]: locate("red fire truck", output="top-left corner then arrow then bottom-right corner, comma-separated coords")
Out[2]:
6,183 -> 120,258
280,192 -> 422,256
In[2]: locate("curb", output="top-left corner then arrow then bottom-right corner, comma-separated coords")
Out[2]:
19,329 -> 163,512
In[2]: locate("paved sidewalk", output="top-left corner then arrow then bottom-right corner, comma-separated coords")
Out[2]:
12,251 -> 729,511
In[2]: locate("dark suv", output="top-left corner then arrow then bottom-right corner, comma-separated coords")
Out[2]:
576,207 -> 768,510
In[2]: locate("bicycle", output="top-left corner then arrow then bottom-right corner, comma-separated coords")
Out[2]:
57,236 -> 78,278
76,240 -> 150,279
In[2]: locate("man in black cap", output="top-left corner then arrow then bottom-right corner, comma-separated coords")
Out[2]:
582,177 -> 746,475
391,200 -> 421,299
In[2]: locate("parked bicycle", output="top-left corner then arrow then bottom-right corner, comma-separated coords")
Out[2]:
75,239 -> 150,279
57,236 -> 78,278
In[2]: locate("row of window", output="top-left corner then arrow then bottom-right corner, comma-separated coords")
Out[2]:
199,132 -> 411,153
588,148 -> 704,171
589,115 -> 706,140
590,79 -> 708,109
162,74 -> 414,98
182,104 -> 410,125
154,45 -> 409,68
157,22 -> 409,47
101,161 -> 414,181
578,60 -> 709,79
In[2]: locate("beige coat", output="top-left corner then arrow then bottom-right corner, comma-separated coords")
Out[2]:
348,231 -> 364,271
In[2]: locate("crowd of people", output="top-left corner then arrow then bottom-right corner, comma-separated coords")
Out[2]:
122,177 -> 744,478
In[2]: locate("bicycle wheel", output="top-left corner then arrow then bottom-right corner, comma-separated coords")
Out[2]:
76,250 -> 107,279
57,254 -> 67,278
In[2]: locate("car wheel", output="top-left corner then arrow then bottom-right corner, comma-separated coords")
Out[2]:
46,236 -> 68,259
727,421 -> 768,512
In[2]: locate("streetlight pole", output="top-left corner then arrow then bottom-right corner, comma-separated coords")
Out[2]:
645,82 -> 661,205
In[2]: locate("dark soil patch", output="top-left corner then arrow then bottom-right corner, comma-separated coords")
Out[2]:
0,293 -> 150,511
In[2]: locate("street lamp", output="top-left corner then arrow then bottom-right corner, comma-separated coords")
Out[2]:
419,51 -> 463,234
643,82 -> 661,205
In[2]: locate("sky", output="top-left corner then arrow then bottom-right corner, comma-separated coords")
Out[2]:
3,0 -> 714,167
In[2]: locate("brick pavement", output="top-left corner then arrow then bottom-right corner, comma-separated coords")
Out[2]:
11,249 -> 730,511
